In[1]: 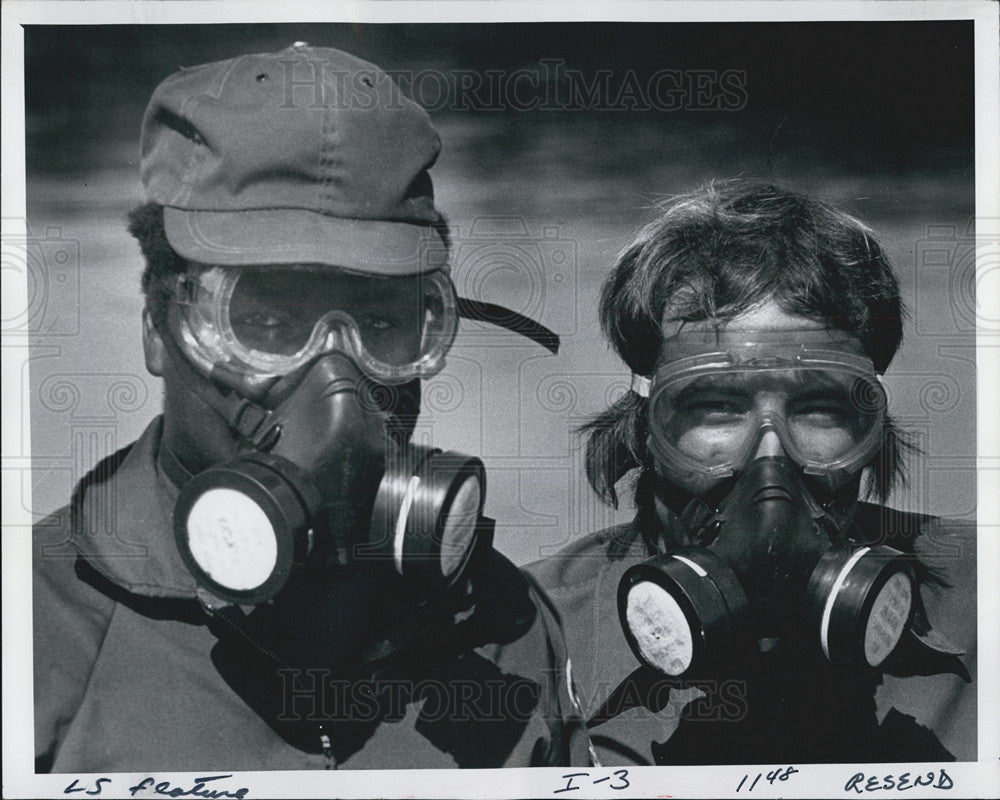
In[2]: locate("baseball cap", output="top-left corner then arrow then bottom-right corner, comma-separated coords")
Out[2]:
140,43 -> 448,275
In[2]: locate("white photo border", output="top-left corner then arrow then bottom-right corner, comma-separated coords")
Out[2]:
3,1 -> 999,798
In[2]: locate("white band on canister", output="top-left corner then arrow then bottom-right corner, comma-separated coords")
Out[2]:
672,554 -> 708,577
819,546 -> 871,660
393,475 -> 422,574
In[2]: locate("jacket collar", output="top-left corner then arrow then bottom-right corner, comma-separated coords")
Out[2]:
74,417 -> 199,599
587,526 -> 654,711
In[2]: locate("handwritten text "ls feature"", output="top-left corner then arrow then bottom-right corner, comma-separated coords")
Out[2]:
63,775 -> 250,799
128,775 -> 250,799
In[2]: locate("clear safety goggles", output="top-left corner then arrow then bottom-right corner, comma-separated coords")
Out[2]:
169,264 -> 459,385
634,330 -> 886,494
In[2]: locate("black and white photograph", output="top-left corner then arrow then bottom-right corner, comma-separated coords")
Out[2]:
3,1 -> 998,798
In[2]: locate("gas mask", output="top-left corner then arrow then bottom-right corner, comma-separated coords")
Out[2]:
164,263 -> 492,606
618,329 -> 915,677
152,261 -> 561,752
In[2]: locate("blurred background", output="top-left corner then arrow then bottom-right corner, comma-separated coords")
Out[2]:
19,22 -> 977,565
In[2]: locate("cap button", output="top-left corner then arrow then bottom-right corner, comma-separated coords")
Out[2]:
290,41 -> 309,48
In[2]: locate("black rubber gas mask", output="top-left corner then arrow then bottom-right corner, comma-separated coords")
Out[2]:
162,263 -> 492,604
618,329 -> 915,677
173,350 -> 491,605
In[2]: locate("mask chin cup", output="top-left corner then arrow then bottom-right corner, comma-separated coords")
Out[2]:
174,447 -> 489,607
805,544 -> 915,669
618,547 -> 749,677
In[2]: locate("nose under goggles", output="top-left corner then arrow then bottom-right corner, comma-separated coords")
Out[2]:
169,264 -> 459,386
632,329 -> 887,494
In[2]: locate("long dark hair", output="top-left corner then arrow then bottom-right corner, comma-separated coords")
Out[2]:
582,181 -> 913,511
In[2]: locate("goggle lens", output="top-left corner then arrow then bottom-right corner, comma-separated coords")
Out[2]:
174,265 -> 458,383
655,367 -> 883,471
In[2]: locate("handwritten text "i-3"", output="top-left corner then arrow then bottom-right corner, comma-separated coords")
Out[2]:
554,770 -> 631,793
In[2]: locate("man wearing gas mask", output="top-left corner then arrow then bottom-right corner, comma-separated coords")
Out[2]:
529,182 -> 976,765
33,44 -> 588,771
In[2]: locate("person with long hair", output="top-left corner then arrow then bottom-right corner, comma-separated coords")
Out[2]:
529,182 -> 976,765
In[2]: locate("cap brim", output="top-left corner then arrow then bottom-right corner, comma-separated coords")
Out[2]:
163,207 -> 448,275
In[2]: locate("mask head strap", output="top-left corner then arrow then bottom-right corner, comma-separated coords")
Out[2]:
154,314 -> 280,449
457,297 -> 560,354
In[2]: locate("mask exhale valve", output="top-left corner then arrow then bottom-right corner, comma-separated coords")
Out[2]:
174,446 -> 489,606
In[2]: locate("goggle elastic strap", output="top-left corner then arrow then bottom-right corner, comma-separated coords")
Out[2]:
456,297 -> 560,355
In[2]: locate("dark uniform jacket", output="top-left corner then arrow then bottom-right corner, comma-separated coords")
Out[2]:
527,506 -> 976,766
34,418 -> 589,772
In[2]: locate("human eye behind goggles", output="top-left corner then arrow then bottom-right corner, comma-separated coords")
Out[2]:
673,387 -> 752,425
787,392 -> 852,429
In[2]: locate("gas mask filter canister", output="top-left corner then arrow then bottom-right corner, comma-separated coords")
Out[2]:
618,329 -> 914,676
619,525 -> 914,676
